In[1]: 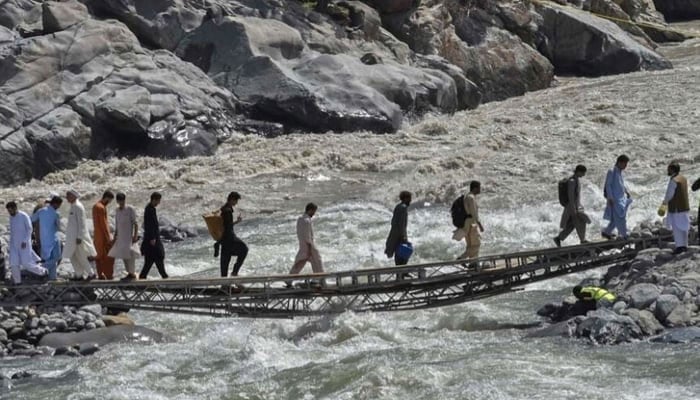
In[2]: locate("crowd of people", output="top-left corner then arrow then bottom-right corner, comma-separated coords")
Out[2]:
1,155 -> 697,286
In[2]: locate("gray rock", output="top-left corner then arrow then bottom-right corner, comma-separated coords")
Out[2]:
623,308 -> 664,336
536,3 -> 672,76
666,303 -> 695,327
612,301 -> 627,314
575,308 -> 643,344
654,294 -> 681,322
79,304 -> 103,317
0,0 -> 38,30
0,320 -> 17,332
525,320 -> 576,338
0,16 -> 235,186
626,283 -> 661,309
650,327 -> 700,344
0,328 -> 7,342
42,0 -> 89,34
54,346 -> 80,357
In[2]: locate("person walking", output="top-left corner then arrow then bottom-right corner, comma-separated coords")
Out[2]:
459,181 -> 484,260
108,192 -> 139,281
602,155 -> 632,240
6,202 -> 47,284
220,192 -> 248,277
289,203 -> 324,277
658,162 -> 690,254
31,196 -> 63,280
93,191 -> 115,280
385,191 -> 412,265
64,190 -> 97,280
554,165 -> 591,247
139,192 -> 168,279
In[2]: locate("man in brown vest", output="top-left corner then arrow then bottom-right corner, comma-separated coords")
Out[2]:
658,161 -> 690,254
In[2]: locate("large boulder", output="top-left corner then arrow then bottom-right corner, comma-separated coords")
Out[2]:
654,294 -> 681,322
651,0 -> 700,20
38,325 -> 166,348
42,0 -> 89,34
575,308 -> 644,344
0,0 -> 39,30
650,327 -> 700,343
177,15 -> 466,133
625,283 -> 661,309
0,17 -> 236,186
536,3 -> 672,76
81,0 -> 205,50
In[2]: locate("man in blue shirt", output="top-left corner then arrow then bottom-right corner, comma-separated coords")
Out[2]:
602,155 -> 632,240
32,196 -> 63,280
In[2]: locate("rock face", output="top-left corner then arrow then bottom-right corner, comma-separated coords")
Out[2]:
0,3 -> 235,186
0,0 -> 677,185
536,3 -> 673,76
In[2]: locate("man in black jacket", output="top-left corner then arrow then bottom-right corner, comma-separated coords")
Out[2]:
220,191 -> 248,277
385,191 -> 412,265
139,192 -> 168,279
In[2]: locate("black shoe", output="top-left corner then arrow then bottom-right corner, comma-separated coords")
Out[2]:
672,247 -> 688,255
553,237 -> 562,248
120,274 -> 136,282
601,232 -> 615,240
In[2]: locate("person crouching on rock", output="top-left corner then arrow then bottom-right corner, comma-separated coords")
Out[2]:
658,161 -> 690,254
573,285 -> 616,311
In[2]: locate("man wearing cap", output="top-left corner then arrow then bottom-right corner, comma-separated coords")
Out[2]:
31,196 -> 63,280
6,201 -> 47,284
64,190 -> 97,280
658,162 -> 690,254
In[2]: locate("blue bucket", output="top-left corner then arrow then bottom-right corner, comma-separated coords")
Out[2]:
396,242 -> 413,260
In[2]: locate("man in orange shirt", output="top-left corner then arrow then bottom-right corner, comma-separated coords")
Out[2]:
93,191 -> 115,279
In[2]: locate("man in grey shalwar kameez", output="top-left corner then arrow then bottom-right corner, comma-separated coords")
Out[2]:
554,165 -> 590,246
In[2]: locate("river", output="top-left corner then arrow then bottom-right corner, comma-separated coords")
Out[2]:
2,24 -> 700,400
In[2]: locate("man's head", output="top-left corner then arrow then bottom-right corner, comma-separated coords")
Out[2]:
116,192 -> 126,209
305,202 -> 318,218
150,192 -> 162,207
616,155 -> 630,170
45,192 -> 59,204
66,190 -> 80,204
470,180 -> 481,195
399,190 -> 412,206
574,164 -> 587,178
667,161 -> 680,177
49,196 -> 63,209
5,201 -> 17,216
573,285 -> 583,299
101,190 -> 115,206
227,191 -> 241,206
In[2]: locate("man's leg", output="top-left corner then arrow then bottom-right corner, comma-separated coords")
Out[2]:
155,258 -> 168,278
310,248 -> 324,273
139,255 -> 154,279
556,218 -> 575,245
231,239 -> 248,276
124,258 -> 136,276
616,213 -> 628,239
394,254 -> 408,266
602,218 -> 616,237
289,259 -> 307,275
10,264 -> 21,284
220,246 -> 232,277
466,225 -> 481,259
574,216 -> 587,243
71,247 -> 88,278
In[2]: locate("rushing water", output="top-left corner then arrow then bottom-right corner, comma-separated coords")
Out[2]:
3,27 -> 700,400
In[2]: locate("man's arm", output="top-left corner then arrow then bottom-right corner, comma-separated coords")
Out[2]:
398,206 -> 408,241
75,205 -> 86,239
131,208 -> 139,242
663,179 -> 676,205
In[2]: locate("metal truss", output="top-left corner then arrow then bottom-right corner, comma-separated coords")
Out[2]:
0,235 -> 670,318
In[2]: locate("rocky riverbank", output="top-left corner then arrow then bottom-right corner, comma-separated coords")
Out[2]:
532,224 -> 700,345
0,301 -> 160,358
0,0 -> 691,186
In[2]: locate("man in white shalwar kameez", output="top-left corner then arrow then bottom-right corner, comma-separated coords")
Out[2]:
108,192 -> 140,281
6,202 -> 47,284
658,162 -> 690,254
288,203 -> 323,281
64,190 -> 97,280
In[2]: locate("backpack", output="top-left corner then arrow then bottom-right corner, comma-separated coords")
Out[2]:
451,195 -> 468,228
558,178 -> 570,207
202,210 -> 224,241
